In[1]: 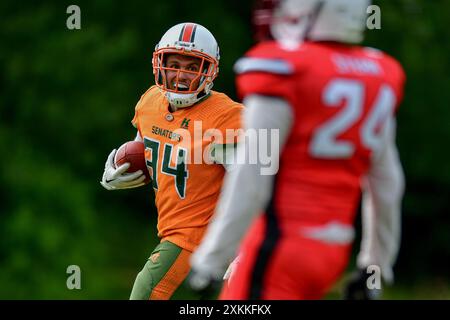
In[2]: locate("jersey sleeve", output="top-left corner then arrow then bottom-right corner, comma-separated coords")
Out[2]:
234,56 -> 298,107
131,100 -> 141,130
131,87 -> 154,131
384,55 -> 406,114
213,103 -> 243,145
395,64 -> 406,113
207,102 -> 243,168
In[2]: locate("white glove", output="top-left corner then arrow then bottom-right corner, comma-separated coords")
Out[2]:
100,149 -> 146,190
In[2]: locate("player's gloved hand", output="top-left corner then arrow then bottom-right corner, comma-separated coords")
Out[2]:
100,149 -> 146,190
343,268 -> 382,300
186,268 -> 222,299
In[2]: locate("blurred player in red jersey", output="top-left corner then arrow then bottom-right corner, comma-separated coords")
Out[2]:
189,0 -> 405,299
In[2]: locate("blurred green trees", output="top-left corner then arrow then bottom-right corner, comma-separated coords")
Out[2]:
0,0 -> 449,299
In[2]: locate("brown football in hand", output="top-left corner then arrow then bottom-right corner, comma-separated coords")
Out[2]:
114,141 -> 151,184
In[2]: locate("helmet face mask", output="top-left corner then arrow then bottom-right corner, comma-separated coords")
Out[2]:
152,23 -> 220,108
153,49 -> 217,94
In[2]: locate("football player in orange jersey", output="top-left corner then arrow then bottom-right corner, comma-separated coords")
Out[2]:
191,0 -> 405,300
100,22 -> 243,300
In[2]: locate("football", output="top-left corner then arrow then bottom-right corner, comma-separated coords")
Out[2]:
114,141 -> 151,183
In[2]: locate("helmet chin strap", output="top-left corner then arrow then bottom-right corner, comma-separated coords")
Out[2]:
166,91 -> 198,109
169,103 -> 178,112
165,80 -> 212,110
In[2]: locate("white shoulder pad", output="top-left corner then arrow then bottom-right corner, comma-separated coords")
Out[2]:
234,57 -> 294,75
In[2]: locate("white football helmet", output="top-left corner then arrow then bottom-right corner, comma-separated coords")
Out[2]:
254,0 -> 371,47
152,23 -> 220,108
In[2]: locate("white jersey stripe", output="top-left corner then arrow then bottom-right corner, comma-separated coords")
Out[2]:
234,57 -> 294,75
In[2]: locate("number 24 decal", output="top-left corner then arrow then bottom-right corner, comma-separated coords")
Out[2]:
144,137 -> 189,199
310,79 -> 396,158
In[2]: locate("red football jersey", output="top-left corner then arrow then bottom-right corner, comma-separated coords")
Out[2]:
235,41 -> 406,228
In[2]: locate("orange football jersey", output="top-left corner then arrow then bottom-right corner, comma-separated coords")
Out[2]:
132,86 -> 243,251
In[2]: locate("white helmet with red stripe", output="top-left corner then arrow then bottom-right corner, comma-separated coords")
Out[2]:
153,23 -> 220,108
254,0 -> 370,47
